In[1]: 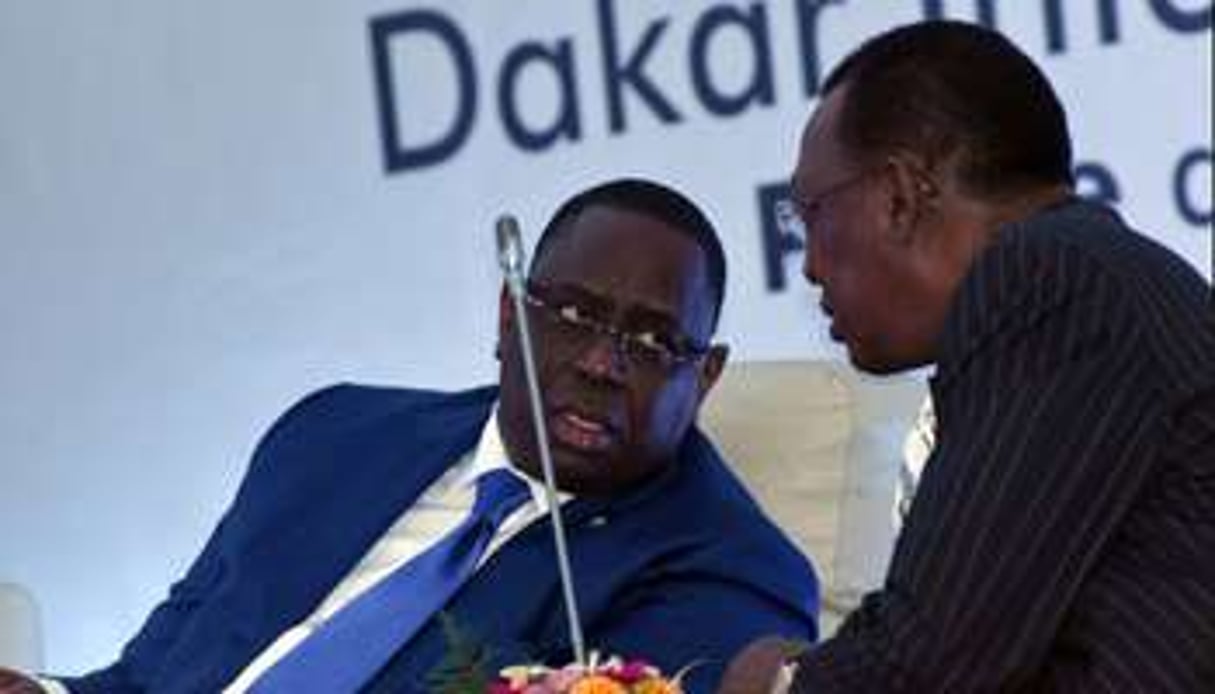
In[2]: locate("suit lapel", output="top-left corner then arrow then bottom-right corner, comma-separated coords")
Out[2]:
225,389 -> 496,659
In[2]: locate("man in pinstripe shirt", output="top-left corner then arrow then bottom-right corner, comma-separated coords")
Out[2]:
723,20 -> 1214,693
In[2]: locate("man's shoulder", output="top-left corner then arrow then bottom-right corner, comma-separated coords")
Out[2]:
661,429 -> 760,516
942,199 -> 1212,380
1022,199 -> 1200,278
657,431 -> 820,594
588,457 -> 820,635
260,383 -> 496,438
1019,201 -> 1213,375
985,199 -> 1137,299
279,382 -> 496,418
605,430 -> 808,563
239,383 -> 496,481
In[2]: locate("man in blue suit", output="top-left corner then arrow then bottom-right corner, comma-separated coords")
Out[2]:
3,179 -> 817,694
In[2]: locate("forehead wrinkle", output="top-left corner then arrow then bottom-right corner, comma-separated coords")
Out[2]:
539,280 -> 610,308
534,206 -> 716,336
541,278 -> 680,325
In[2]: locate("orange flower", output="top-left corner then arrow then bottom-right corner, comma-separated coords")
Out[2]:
630,677 -> 682,694
568,674 -> 627,694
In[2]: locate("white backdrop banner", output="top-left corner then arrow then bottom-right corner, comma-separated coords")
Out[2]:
1,0 -> 1211,672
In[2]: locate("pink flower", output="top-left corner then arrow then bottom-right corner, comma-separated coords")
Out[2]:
609,660 -> 653,684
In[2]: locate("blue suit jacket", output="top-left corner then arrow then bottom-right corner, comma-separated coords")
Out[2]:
66,384 -> 818,693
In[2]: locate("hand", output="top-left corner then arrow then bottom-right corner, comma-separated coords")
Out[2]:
0,668 -> 45,694
717,635 -> 809,694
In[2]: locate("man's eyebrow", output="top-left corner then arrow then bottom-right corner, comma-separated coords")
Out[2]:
545,279 -> 687,329
622,302 -> 680,330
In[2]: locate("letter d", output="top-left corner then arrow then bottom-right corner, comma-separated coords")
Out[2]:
370,10 -> 477,173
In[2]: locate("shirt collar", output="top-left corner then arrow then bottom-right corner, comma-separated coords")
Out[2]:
460,404 -> 571,513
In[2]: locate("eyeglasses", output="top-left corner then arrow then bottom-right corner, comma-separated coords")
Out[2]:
523,283 -> 711,370
774,170 -> 873,242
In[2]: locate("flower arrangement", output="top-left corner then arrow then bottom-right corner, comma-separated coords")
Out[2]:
426,616 -> 689,694
489,653 -> 685,694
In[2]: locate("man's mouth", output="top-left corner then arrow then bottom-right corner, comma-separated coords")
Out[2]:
549,407 -> 615,453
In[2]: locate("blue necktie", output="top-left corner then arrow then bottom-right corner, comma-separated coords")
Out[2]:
250,468 -> 531,693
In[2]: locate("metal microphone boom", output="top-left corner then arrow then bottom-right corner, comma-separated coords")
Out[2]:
495,214 -> 587,665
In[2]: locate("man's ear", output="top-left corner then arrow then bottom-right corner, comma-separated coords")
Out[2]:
496,283 -> 514,360
883,153 -> 939,244
695,344 -> 730,401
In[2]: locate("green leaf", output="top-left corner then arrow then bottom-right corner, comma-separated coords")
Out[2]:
426,612 -> 496,694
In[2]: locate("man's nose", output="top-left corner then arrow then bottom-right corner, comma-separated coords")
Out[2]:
802,245 -> 821,286
574,332 -> 628,385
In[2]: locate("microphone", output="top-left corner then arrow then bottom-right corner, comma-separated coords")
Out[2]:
494,214 -> 587,665
496,215 -> 526,291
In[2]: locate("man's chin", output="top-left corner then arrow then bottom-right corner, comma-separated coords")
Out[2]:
847,347 -> 914,376
850,345 -> 933,376
550,446 -> 666,497
546,443 -> 613,492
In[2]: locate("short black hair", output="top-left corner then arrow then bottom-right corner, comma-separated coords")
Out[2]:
530,178 -> 727,329
822,20 -> 1074,197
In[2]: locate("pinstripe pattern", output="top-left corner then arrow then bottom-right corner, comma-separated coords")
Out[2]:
792,199 -> 1215,692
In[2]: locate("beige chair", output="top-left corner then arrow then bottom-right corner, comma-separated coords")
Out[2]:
699,359 -> 924,635
0,581 -> 44,671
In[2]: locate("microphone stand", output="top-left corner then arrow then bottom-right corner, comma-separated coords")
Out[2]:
495,215 -> 588,666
